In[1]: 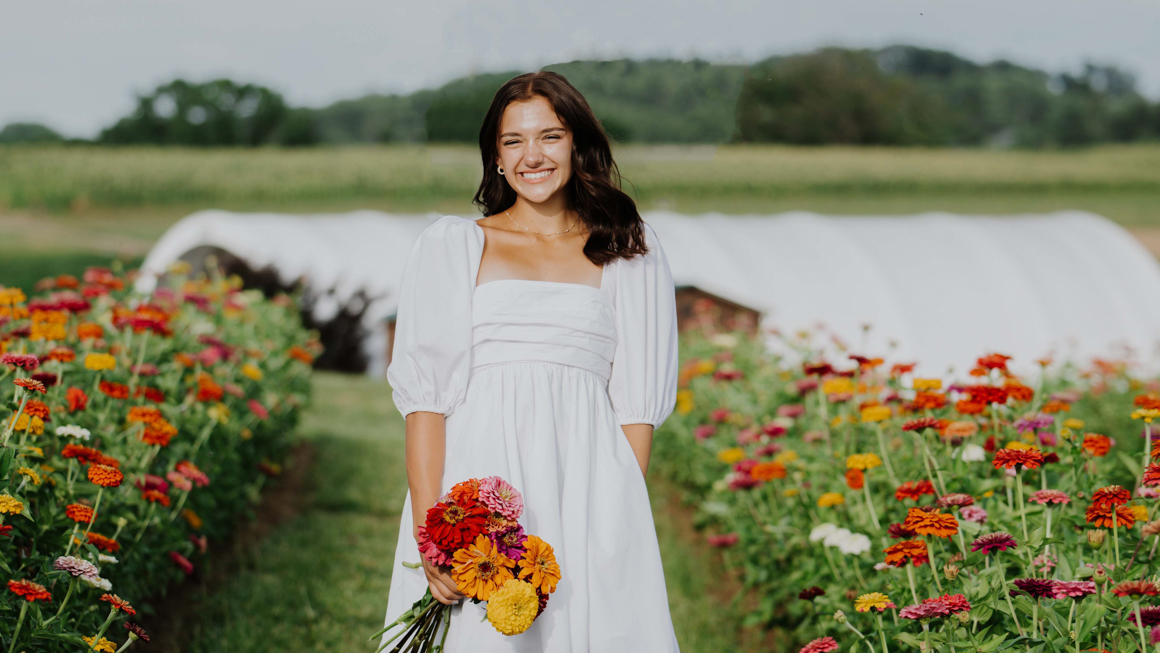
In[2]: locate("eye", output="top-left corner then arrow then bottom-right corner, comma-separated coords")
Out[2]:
503,140 -> 518,146
545,135 -> 559,141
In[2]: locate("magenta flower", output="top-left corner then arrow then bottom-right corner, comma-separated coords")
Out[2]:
1013,578 -> 1056,599
1014,414 -> 1054,433
694,424 -> 717,441
971,532 -> 1017,555
960,505 -> 988,524
478,476 -> 523,520
1029,489 -> 1070,505
1129,606 -> 1160,627
707,533 -> 740,548
1053,580 -> 1096,600
799,637 -> 839,653
489,523 -> 528,560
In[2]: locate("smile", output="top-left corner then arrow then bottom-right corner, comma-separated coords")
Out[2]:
519,169 -> 555,182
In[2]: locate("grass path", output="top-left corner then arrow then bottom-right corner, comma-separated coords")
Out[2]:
168,372 -> 765,652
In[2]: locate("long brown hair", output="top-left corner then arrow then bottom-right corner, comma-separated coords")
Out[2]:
472,71 -> 647,265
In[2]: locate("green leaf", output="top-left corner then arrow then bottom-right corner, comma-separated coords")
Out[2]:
1119,450 -> 1143,477
895,633 -> 924,648
1079,602 -> 1106,635
977,633 -> 1008,652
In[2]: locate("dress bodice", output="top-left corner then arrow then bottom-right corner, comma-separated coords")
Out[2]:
471,279 -> 618,381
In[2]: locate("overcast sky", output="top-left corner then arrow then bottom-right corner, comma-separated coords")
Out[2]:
3,0 -> 1156,137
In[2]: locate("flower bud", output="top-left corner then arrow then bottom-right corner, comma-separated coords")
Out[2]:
943,564 -> 960,581
1088,529 -> 1107,549
833,610 -> 847,624
1094,567 -> 1109,584
955,612 -> 970,624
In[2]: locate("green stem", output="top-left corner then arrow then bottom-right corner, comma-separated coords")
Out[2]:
1114,508 -> 1122,569
875,613 -> 890,653
44,577 -> 78,625
1015,471 -> 1029,544
905,564 -> 920,604
7,601 -> 28,653
114,634 -> 139,653
1,394 -> 29,447
90,607 -> 117,648
927,538 -> 943,594
862,479 -> 881,531
79,486 -> 105,544
997,558 -> 1025,636
875,424 -> 899,487
1137,599 -> 1149,653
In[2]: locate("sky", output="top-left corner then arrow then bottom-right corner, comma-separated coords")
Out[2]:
3,0 -> 1157,138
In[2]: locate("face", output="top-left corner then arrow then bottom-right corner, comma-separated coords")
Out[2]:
495,96 -> 573,206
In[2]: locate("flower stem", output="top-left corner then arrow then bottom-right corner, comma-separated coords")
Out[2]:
1113,509 -> 1122,569
905,564 -> 919,604
1137,599 -> 1149,653
875,612 -> 890,653
1145,424 -> 1153,490
1015,471 -> 1029,544
80,486 -> 105,544
114,634 -> 139,653
91,607 -> 117,648
927,538 -> 943,594
997,558 -> 1025,636
44,577 -> 78,626
875,424 -> 899,487
862,479 -> 881,531
7,601 -> 28,653
1,393 -> 29,447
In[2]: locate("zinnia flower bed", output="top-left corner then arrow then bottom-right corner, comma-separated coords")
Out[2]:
0,264 -> 316,651
655,329 -> 1160,651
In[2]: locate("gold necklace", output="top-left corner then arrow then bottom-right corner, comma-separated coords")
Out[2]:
504,210 -> 578,236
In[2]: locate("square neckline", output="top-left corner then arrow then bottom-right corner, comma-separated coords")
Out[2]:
467,216 -> 607,292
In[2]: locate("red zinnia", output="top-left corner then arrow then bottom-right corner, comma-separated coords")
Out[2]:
99,380 -> 129,399
23,400 -> 50,420
992,448 -> 1044,471
1143,463 -> 1160,488
85,532 -> 121,553
100,594 -> 136,615
1113,580 -> 1158,597
1091,485 -> 1131,508
61,444 -> 103,465
1083,434 -> 1112,457
13,378 -> 46,394
883,539 -> 929,567
7,579 -> 52,602
845,469 -> 864,490
911,392 -> 947,411
895,480 -> 936,501
425,498 -> 490,552
968,386 -> 1008,405
902,417 -> 940,432
66,387 -> 89,412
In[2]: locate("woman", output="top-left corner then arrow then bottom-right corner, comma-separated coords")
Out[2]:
382,71 -> 680,652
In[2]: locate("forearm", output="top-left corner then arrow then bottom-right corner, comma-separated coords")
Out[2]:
620,424 -> 654,477
405,411 -> 447,543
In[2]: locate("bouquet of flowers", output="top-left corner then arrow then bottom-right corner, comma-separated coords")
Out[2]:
372,476 -> 561,652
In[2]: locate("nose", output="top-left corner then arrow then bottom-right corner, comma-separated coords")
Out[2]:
523,140 -> 544,166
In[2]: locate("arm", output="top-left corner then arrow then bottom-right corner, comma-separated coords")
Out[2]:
621,424 -> 654,478
405,411 -> 447,542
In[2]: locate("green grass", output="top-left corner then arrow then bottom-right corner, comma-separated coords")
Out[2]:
0,251 -> 142,292
169,372 -> 761,652
4,143 -> 1160,225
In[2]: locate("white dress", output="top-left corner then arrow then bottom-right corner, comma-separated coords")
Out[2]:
382,215 -> 681,652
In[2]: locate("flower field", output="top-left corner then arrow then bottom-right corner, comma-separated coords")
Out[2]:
0,264 -> 316,652
654,327 -> 1160,652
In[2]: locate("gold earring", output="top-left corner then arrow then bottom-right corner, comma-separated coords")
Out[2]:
497,164 -> 505,175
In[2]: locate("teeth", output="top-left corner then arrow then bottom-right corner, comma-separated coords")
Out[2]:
521,170 -> 552,179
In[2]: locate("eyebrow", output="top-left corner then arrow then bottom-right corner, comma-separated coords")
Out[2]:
499,127 -> 567,139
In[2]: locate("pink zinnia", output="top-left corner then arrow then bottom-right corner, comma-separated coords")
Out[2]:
937,493 -> 974,508
1,353 -> 40,370
417,526 -> 452,567
1029,489 -> 1070,505
971,532 -> 1017,555
799,637 -> 839,653
247,399 -> 269,420
1053,580 -> 1096,599
776,404 -> 805,418
169,551 -> 194,575
693,425 -> 717,441
707,533 -> 739,548
959,505 -> 988,524
900,601 -> 950,620
478,476 -> 523,520
166,471 -> 193,492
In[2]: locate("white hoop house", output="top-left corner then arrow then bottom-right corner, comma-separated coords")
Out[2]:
136,209 -> 1160,376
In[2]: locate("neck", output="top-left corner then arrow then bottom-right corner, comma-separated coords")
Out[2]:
507,196 -> 575,233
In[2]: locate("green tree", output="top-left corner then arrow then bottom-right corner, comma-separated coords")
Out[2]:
99,79 -> 288,146
0,122 -> 63,144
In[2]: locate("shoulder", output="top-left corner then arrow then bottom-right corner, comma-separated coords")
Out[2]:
412,215 -> 485,251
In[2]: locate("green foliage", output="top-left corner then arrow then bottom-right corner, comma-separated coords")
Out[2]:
99,79 -> 289,147
0,123 -> 62,144
736,46 -> 1160,147
0,264 -> 316,651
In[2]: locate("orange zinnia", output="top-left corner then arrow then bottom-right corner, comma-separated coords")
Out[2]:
992,448 -> 1044,471
452,534 -> 516,601
752,461 -> 787,481
1083,434 -> 1112,457
23,400 -> 50,419
955,400 -> 986,415
98,380 -> 129,400
84,532 -> 120,553
65,503 -> 95,523
1085,503 -> 1136,529
7,579 -> 52,602
902,507 -> 959,538
517,535 -> 561,595
288,345 -> 314,364
88,464 -> 124,488
448,478 -> 481,503
845,469 -> 865,490
911,392 -> 947,410
1091,485 -> 1131,508
883,539 -> 929,567
1041,400 -> 1070,414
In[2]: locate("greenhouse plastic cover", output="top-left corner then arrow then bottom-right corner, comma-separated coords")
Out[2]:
137,209 -> 1160,377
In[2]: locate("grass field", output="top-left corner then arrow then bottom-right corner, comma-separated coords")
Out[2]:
155,372 -> 765,652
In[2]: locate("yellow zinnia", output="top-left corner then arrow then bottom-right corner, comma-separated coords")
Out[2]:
518,535 -> 561,595
817,492 -> 845,508
774,450 -> 799,464
717,448 -> 746,464
854,592 -> 894,612
0,494 -> 25,515
241,363 -> 264,381
486,579 -> 539,636
783,488 -> 800,497
1005,441 -> 1032,451
16,467 -> 41,485
846,453 -> 882,471
1132,505 -> 1149,522
912,378 -> 942,391
1064,418 -> 1085,430
675,390 -> 694,416
860,406 -> 892,423
83,637 -> 116,653
822,378 -> 853,395
84,353 -> 116,371
1133,409 -> 1160,423
453,534 -> 516,601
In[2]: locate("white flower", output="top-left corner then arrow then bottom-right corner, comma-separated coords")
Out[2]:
809,523 -> 839,542
55,424 -> 91,440
958,444 -> 986,462
874,562 -> 893,571
98,554 -> 119,565
772,416 -> 795,429
823,528 -> 853,548
837,533 -> 872,555
709,334 -> 739,349
80,575 -> 112,591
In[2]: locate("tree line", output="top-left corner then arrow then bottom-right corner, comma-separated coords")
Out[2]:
4,45 -> 1158,148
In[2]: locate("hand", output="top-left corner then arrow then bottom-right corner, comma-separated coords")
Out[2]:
421,556 -> 466,605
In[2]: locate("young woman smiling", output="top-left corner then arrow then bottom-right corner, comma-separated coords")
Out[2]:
382,71 -> 681,652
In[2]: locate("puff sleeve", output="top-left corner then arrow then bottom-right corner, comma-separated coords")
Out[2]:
606,223 -> 680,429
386,216 -> 484,419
